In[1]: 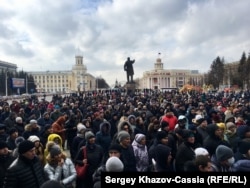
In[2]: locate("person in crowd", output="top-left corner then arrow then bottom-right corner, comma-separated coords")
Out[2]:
146,118 -> 160,147
17,108 -> 29,125
82,117 -> 93,131
28,103 -> 41,121
14,116 -> 25,136
93,145 -> 124,188
174,115 -> 188,131
224,122 -> 239,152
22,119 -> 41,140
108,112 -> 119,138
184,155 -> 213,172
237,124 -> 250,140
95,121 -> 112,156
50,105 -> 62,122
37,112 -> 54,130
232,139 -> 250,171
28,135 -> 45,165
127,115 -> 136,131
4,112 -> 17,134
6,128 -> 19,151
44,144 -> 76,188
196,117 -> 209,140
175,129 -> 200,172
154,144 -> 174,172
74,131 -> 103,188
52,114 -> 68,149
43,134 -> 63,164
40,124 -> 53,147
148,131 -> 169,163
211,144 -> 235,172
133,116 -> 147,136
0,106 -> 11,124
131,133 -> 149,172
112,120 -> 134,144
0,141 -> 16,188
117,130 -> 137,172
12,136 -> 25,158
64,112 -> 78,150
4,140 -> 47,188
70,122 -> 87,160
160,109 -> 178,131
234,138 -> 250,162
188,123 -> 204,146
203,123 -> 231,157
0,124 -> 7,142
92,112 -> 105,135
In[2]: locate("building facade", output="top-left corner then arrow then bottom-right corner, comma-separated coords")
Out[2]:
28,55 -> 96,93
0,60 -> 17,73
139,56 -> 203,90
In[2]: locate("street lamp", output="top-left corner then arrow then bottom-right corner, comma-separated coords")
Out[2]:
26,75 -> 28,93
5,69 -> 8,96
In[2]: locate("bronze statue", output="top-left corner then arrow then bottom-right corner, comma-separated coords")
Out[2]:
124,57 -> 135,83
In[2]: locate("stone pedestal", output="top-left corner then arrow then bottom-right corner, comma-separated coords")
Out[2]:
125,82 -> 136,96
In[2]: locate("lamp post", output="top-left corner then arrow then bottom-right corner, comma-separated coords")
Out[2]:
26,75 -> 28,93
5,69 -> 8,96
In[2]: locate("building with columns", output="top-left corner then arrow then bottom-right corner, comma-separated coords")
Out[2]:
28,55 -> 96,93
139,55 -> 203,90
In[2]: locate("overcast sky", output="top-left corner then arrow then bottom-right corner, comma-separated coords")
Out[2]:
1,0 -> 249,87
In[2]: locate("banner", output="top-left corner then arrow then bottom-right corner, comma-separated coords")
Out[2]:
11,78 -> 25,88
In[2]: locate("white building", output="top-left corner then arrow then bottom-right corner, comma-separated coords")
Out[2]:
28,55 -> 96,93
139,55 -> 203,90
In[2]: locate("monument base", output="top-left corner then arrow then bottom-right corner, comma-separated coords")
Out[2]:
124,82 -> 136,96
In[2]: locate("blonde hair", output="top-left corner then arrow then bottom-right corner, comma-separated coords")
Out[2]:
217,123 -> 226,131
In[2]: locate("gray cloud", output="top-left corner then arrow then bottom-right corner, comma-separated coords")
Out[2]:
0,0 -> 249,87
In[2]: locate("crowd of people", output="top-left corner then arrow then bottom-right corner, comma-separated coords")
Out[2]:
0,88 -> 250,188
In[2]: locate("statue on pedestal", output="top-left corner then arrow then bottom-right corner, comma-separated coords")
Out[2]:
124,57 -> 135,83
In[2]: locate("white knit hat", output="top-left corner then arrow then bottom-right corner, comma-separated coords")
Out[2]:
28,135 -> 40,143
16,117 -> 23,122
194,147 -> 209,156
106,156 -> 124,172
77,123 -> 86,133
30,119 -> 37,124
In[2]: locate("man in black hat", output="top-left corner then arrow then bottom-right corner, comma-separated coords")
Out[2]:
4,140 -> 47,188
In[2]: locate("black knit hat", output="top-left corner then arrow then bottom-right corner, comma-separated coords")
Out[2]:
156,131 -> 168,141
9,128 -> 18,135
108,143 -> 122,153
160,121 -> 169,129
0,141 -> 8,149
18,140 -> 35,154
